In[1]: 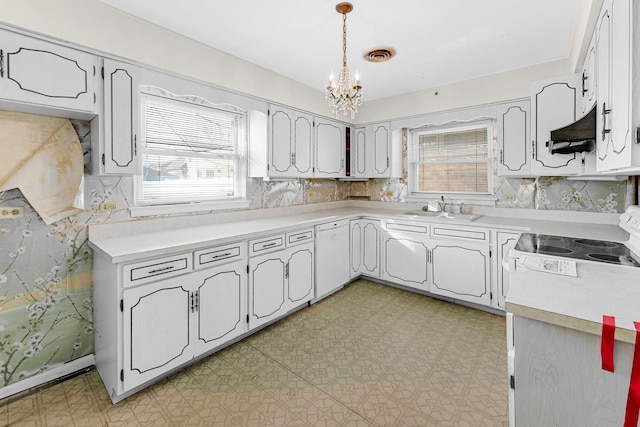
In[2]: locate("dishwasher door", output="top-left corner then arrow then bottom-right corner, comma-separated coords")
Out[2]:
314,220 -> 350,300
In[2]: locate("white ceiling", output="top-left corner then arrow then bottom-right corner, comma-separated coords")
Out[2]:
96,0 -> 579,101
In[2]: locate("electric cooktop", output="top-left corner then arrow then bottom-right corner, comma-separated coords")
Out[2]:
514,233 -> 640,267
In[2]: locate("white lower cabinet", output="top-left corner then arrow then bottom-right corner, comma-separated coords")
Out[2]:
122,260 -> 247,391
248,231 -> 314,330
94,242 -> 247,402
381,220 -> 430,291
428,240 -> 491,306
495,231 -> 520,309
350,219 -> 380,278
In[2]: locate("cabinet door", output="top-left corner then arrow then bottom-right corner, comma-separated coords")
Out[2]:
580,32 -> 597,116
596,0 -> 633,172
122,277 -> 191,391
381,223 -> 429,291
497,100 -> 531,176
351,127 -> 367,177
269,107 -> 295,176
429,241 -> 491,306
496,232 -> 519,309
350,219 -> 380,277
195,260 -> 247,354
350,219 -> 380,278
369,123 -> 390,177
362,220 -> 380,277
530,74 -> 583,175
269,106 -> 313,177
315,118 -> 345,177
0,29 -> 96,113
286,243 -> 314,309
102,59 -> 139,174
293,114 -> 314,176
248,254 -> 286,329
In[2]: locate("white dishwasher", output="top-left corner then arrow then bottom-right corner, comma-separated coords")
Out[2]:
314,219 -> 350,301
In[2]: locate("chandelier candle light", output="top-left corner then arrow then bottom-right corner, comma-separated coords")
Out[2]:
326,2 -> 362,118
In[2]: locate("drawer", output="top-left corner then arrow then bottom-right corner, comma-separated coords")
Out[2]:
286,229 -> 314,246
123,253 -> 192,287
249,234 -> 285,256
431,225 -> 490,242
384,221 -> 429,235
194,241 -> 246,269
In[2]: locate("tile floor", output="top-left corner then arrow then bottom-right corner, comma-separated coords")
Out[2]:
2,279 -> 508,426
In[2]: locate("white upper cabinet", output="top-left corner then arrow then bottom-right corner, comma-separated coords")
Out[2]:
595,0 -> 640,173
497,100 -> 532,177
250,105 -> 346,178
315,117 -> 345,177
0,28 -> 97,115
351,127 -> 368,177
349,122 -> 401,179
580,31 -> 597,116
99,58 -> 140,175
530,74 -> 585,175
268,105 -> 314,178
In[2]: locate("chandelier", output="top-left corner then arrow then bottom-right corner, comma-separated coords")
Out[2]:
326,2 -> 362,119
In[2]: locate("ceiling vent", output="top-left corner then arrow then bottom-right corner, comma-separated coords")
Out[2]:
364,47 -> 396,63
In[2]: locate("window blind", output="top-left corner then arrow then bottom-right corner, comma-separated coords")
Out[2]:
411,124 -> 490,194
139,95 -> 245,205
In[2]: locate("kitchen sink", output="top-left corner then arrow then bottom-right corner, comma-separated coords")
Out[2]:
401,211 -> 480,221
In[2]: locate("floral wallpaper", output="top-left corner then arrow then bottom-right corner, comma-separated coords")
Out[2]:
0,114 -> 633,395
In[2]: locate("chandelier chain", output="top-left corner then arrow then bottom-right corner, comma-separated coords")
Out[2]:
342,13 -> 347,68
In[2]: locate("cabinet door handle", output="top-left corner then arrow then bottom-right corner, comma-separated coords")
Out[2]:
601,102 -> 611,141
532,141 -> 536,160
0,49 -> 4,78
285,263 -> 289,279
582,71 -> 588,95
195,290 -> 199,312
500,149 -> 504,164
190,292 -> 195,313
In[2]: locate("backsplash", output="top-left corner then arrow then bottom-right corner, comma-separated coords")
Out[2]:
0,118 -> 631,393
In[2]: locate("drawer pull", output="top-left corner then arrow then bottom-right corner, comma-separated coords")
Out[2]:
148,265 -> 175,274
295,235 -> 308,240
262,242 -> 278,248
210,252 -> 232,259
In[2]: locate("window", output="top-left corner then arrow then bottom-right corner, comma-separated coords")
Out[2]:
408,121 -> 493,197
136,92 -> 247,210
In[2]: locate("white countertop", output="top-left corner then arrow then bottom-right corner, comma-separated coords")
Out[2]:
88,201 -> 627,264
506,259 -> 640,344
88,201 -> 634,341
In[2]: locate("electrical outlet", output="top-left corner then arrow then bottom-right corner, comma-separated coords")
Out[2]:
574,196 -> 585,203
503,195 -> 516,202
99,202 -> 119,212
0,207 -> 24,219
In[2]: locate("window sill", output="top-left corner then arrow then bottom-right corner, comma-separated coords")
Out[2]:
130,200 -> 251,218
405,193 -> 496,206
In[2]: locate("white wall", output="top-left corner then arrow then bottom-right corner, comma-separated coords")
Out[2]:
1,0 -> 599,124
355,60 -> 570,123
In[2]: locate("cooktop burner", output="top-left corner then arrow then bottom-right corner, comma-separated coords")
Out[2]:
514,233 -> 640,267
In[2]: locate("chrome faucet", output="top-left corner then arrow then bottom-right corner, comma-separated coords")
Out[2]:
438,196 -> 446,212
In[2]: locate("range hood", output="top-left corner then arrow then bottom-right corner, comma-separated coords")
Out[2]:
548,105 -> 596,154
